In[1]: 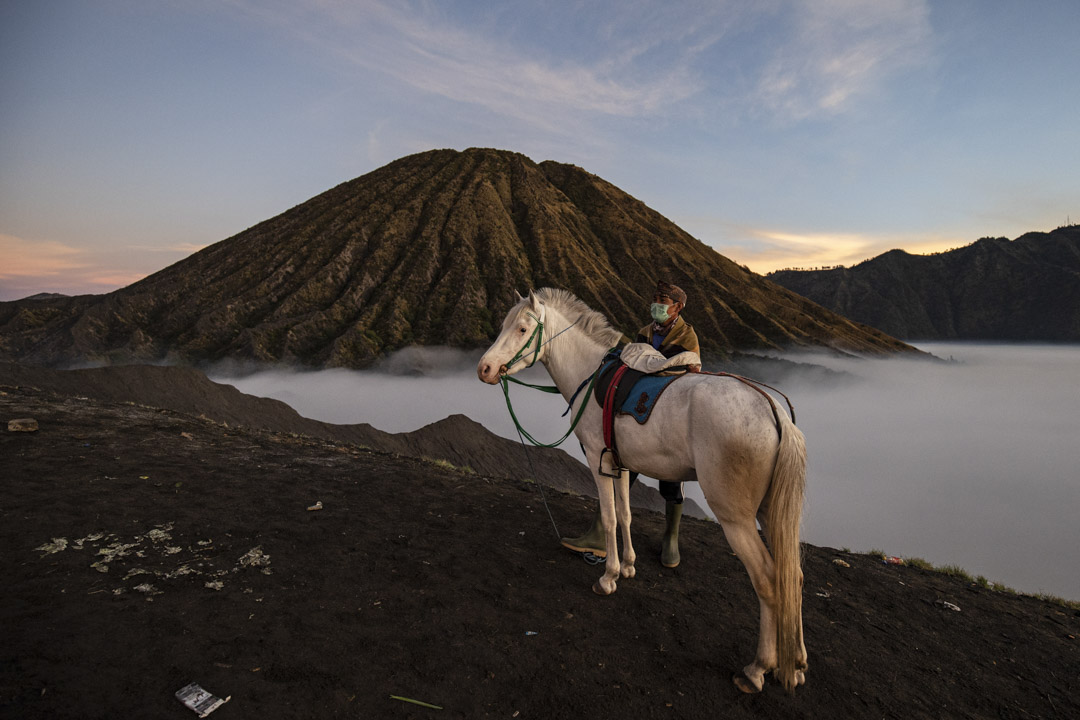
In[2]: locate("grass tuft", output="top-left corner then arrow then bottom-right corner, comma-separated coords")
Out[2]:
861,550 -> 1080,610
422,456 -> 476,475
935,564 -> 976,583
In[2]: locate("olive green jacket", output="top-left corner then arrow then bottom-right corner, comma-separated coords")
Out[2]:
635,315 -> 700,359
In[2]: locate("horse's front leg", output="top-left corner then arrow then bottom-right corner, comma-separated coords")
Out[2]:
592,476 -> 621,595
615,469 -> 635,579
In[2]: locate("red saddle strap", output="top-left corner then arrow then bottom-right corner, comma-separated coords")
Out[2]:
602,365 -> 630,466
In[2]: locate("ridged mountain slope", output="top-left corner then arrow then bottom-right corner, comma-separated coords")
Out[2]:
0,148 -> 912,367
768,226 -> 1080,341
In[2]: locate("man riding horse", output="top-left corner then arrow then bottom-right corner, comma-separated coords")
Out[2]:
479,286 -> 808,691
560,280 -> 700,568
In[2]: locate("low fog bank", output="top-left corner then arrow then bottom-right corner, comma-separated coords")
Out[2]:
758,343 -> 1080,600
211,347 -> 567,436
214,344 -> 1080,600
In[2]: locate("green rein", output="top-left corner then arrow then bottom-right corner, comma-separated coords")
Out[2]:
498,311 -> 604,448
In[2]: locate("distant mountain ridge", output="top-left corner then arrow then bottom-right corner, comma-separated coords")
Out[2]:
768,226 -> 1080,341
0,148 -> 912,368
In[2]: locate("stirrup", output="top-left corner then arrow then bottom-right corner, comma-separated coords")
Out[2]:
597,448 -> 624,478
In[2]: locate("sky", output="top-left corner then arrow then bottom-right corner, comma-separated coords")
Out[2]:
2,0 -> 1079,300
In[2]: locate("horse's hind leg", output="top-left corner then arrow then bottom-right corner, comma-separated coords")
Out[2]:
719,519 -> 779,693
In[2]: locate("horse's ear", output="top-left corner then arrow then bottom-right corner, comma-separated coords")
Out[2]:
514,289 -> 525,302
528,290 -> 543,311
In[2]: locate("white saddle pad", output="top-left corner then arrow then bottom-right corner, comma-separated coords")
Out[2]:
620,342 -> 701,374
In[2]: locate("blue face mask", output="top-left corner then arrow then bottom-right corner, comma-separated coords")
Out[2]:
650,303 -> 671,323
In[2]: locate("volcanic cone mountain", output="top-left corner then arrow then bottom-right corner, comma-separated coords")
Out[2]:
0,148 -> 912,368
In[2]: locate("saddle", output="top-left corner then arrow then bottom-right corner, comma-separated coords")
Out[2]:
592,352 -> 685,477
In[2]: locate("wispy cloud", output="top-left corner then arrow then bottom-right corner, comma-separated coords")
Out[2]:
230,0 -> 720,133
708,225 -> 967,273
231,0 -> 934,138
753,0 -> 933,121
84,272 -> 148,287
0,234 -> 87,278
0,234 -> 148,300
126,242 -> 208,254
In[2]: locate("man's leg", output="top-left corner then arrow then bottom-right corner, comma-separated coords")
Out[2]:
559,471 -> 642,557
659,481 -> 683,568
559,509 -> 606,556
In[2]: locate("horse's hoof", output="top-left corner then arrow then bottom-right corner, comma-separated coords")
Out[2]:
592,579 -> 616,596
620,565 -> 636,579
732,674 -> 761,694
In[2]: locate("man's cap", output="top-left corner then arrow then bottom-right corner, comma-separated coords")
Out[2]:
656,280 -> 687,306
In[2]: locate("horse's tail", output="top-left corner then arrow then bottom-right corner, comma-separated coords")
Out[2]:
764,411 -> 807,692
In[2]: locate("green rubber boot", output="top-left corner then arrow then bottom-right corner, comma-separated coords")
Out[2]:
661,501 -> 683,568
560,507 -> 607,557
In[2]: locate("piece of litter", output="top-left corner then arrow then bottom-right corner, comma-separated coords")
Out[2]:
307,501 -> 323,511
525,631 -> 539,636
175,682 -> 231,717
391,695 -> 443,710
832,559 -> 850,568
815,591 -> 830,598
884,556 -> 904,565
935,600 -> 961,612
8,418 -> 39,432
36,538 -> 68,555
238,546 -> 270,568
145,528 -> 172,543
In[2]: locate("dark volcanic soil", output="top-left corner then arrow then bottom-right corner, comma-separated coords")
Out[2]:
2,384 -> 1078,720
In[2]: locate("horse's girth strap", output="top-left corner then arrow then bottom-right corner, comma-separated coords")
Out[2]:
602,365 -> 631,466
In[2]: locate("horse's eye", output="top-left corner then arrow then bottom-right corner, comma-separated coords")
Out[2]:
519,327 -> 527,334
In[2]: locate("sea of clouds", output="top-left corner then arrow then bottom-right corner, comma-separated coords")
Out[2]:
213,343 -> 1080,600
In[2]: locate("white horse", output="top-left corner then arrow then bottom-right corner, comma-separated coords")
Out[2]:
477,288 -> 808,693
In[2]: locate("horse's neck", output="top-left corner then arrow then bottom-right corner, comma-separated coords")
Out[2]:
541,313 -> 609,401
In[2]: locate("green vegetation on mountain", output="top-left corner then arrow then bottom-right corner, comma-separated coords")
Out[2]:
0,148 -> 912,368
768,226 -> 1080,341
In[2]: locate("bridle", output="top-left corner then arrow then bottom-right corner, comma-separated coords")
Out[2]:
496,307 -> 604,448
503,309 -> 545,372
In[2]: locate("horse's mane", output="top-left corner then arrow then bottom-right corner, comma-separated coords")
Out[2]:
532,287 -> 625,346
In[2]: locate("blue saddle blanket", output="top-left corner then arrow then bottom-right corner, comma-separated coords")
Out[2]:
619,373 -> 680,423
592,356 -> 682,425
